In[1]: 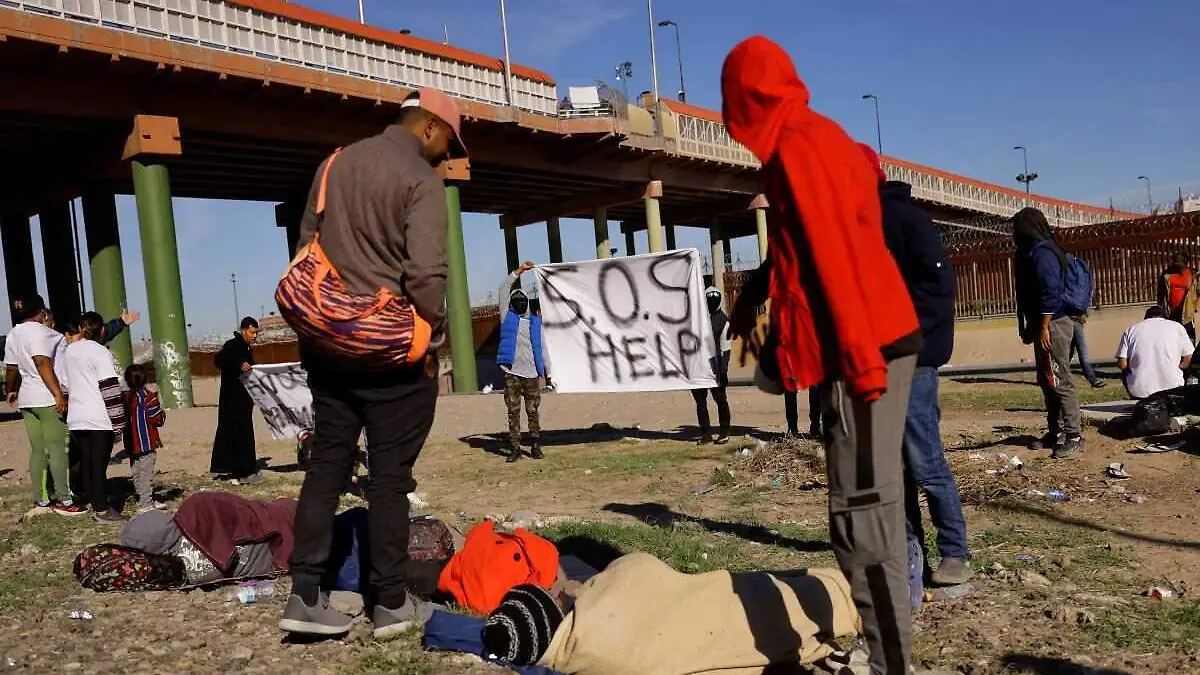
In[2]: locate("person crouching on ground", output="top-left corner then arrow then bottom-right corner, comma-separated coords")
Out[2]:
693,286 -> 732,444
723,36 -> 921,674
123,364 -> 167,514
64,312 -> 127,522
497,261 -> 547,462
1012,207 -> 1083,459
1115,306 -> 1195,399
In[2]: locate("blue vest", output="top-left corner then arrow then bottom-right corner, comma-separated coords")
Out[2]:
496,311 -> 545,377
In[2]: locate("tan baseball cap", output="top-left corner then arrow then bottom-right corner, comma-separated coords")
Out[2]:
402,88 -> 468,158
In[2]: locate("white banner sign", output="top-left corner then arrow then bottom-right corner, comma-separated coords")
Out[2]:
241,362 -> 312,440
534,249 -> 717,393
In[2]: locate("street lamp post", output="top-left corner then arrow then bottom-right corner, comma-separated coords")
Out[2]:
614,61 -> 633,101
499,0 -> 515,107
230,273 -> 240,326
357,0 -> 364,23
1014,146 -> 1038,198
646,0 -> 662,135
861,94 -> 882,155
1137,176 -> 1153,213
657,19 -> 686,102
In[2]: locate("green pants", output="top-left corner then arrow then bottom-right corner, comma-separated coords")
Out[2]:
23,406 -> 70,505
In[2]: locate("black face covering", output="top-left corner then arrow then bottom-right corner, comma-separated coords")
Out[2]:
510,295 -> 529,315
707,295 -> 722,314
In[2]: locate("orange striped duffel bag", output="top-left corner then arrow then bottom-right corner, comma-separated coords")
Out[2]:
275,150 -> 432,369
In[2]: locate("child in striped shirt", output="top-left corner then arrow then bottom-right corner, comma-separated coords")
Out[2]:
123,364 -> 167,513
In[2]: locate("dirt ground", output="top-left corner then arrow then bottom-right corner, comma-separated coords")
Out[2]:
0,374 -> 1197,674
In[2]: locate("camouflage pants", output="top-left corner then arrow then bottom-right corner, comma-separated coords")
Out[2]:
503,374 -> 541,446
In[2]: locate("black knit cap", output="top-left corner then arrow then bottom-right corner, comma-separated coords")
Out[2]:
482,584 -> 564,665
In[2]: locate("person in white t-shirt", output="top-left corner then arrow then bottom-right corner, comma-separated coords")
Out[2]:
64,312 -> 128,523
1115,306 -> 1195,400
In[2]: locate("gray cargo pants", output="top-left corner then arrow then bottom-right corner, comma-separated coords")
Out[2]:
821,354 -> 916,675
1034,316 -> 1081,438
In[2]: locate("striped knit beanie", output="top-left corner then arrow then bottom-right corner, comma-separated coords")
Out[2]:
482,584 -> 564,665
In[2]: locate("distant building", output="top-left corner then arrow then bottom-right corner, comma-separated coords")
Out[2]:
1182,197 -> 1200,213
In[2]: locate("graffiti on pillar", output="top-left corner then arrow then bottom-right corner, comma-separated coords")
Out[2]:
533,250 -> 717,393
154,340 -> 193,408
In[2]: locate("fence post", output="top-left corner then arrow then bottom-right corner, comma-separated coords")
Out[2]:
1005,258 -> 1015,316
971,261 -> 982,318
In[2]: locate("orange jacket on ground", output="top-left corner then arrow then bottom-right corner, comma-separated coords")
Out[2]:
437,520 -> 559,615
721,36 -> 919,403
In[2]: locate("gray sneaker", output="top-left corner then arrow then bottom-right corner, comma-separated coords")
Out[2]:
278,594 -> 354,636
372,593 -> 435,640
930,556 -> 974,586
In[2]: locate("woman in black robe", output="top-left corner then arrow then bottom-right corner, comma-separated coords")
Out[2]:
210,317 -> 261,483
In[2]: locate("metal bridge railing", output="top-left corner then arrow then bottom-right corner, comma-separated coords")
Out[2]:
6,0 -> 559,114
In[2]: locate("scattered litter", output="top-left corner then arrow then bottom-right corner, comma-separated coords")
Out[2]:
482,384 -> 494,394
1130,439 -> 1186,454
738,448 -> 753,458
584,469 -> 593,475
770,475 -> 785,489
691,484 -> 717,496
1144,586 -> 1174,600
408,492 -> 429,509
1169,415 -> 1200,432
1015,553 -> 1042,563
232,581 -> 277,604
1008,455 -> 1025,470
68,610 -> 93,621
967,452 -> 987,461
1126,493 -> 1148,504
1027,489 -> 1046,498
1047,489 -> 1071,502
1105,463 -> 1130,480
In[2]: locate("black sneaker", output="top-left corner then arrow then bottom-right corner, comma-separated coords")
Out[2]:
279,594 -> 354,636
1031,433 -> 1063,452
1090,380 -> 1107,389
505,445 -> 522,463
530,442 -> 544,460
1052,436 -> 1083,459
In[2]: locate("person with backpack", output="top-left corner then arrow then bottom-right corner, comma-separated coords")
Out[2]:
1157,252 -> 1198,344
1012,207 -> 1085,459
279,87 -> 464,640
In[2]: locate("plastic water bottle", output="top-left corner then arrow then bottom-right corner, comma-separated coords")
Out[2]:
1047,489 -> 1071,502
234,581 -> 276,604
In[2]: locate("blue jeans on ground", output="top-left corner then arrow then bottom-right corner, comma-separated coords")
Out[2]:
1070,322 -> 1099,384
903,367 -> 970,564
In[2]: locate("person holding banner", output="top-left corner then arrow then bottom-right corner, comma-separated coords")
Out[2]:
497,263 -> 547,462
693,286 -> 732,444
723,37 -> 923,674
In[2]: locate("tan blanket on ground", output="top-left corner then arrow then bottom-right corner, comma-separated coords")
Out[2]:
539,552 -> 860,675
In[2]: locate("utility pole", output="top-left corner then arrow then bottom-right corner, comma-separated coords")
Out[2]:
646,0 -> 661,135
1014,146 -> 1038,199
862,94 -> 882,155
357,0 -> 364,24
499,0 -> 515,107
1138,176 -> 1152,213
657,19 -> 686,102
230,273 -> 240,326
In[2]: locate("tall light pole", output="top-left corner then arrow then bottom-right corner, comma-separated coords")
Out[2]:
657,19 -> 686,102
499,0 -> 514,107
1014,146 -> 1038,197
646,0 -> 662,135
230,273 -> 240,326
861,94 -> 882,155
1138,175 -> 1152,212
357,0 -> 364,23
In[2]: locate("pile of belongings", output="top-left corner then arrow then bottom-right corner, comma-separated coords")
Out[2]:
1128,384 -> 1200,436
74,491 -> 456,594
425,522 -> 863,675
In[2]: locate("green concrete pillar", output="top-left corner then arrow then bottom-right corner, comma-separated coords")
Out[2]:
593,208 -> 610,259
132,160 -> 193,409
709,219 -> 726,298
1,213 -> 38,325
445,184 -> 477,392
624,228 -> 636,256
665,224 -> 677,251
755,207 -> 768,264
275,199 -> 304,260
82,190 -> 133,370
503,221 -> 520,272
547,217 -> 563,264
39,201 -> 83,324
645,197 -> 665,253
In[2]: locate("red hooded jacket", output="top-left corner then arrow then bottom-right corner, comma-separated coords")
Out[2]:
721,36 -> 919,402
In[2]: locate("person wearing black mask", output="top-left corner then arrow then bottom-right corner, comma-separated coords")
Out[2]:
1013,207 -> 1083,458
496,263 -> 548,462
693,287 -> 732,444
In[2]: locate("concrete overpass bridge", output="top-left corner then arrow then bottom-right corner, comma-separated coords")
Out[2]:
0,0 -> 1137,406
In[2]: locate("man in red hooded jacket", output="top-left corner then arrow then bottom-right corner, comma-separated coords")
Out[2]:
723,36 -> 920,674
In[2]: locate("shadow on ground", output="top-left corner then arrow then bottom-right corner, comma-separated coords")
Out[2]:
999,653 -> 1133,675
459,423 -> 770,456
994,500 -> 1200,550
603,502 -> 831,554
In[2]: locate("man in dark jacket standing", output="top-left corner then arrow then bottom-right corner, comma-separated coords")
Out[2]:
282,88 -> 462,640
210,317 -> 260,483
864,145 -> 972,589
693,286 -> 732,444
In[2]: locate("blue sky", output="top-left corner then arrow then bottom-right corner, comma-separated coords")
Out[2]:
5,0 -> 1198,338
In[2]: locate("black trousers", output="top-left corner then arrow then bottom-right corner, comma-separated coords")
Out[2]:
691,386 -> 730,436
784,386 -> 825,434
289,361 -> 438,609
73,430 -> 114,512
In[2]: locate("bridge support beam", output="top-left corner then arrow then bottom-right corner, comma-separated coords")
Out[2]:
709,219 -> 726,298
593,208 -> 610,259
82,190 -> 133,370
503,221 -> 519,272
665,224 -> 677,251
546,217 -> 563,264
754,209 -> 768,264
127,114 -> 191,409
624,228 -> 636,257
1,213 -> 38,325
445,183 -> 477,393
275,198 -> 304,260
645,181 -> 665,253
39,201 -> 83,325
